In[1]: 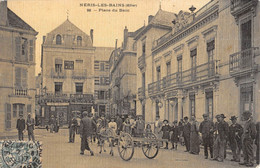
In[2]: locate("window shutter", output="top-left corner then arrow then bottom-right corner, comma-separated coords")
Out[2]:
29,40 -> 34,62
15,67 -> 22,88
24,40 -> 28,62
27,104 -> 32,113
5,103 -> 11,129
190,48 -> 197,57
15,37 -> 21,61
207,40 -> 215,51
21,68 -> 28,88
94,90 -> 98,99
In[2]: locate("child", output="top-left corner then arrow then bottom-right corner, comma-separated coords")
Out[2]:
170,121 -> 179,150
161,120 -> 170,149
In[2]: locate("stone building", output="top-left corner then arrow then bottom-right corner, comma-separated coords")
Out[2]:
0,1 -> 38,136
136,0 -> 260,123
40,19 -> 95,125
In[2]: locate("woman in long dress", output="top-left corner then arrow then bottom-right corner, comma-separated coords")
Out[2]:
190,116 -> 200,155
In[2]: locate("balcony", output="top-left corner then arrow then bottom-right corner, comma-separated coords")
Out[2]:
70,94 -> 94,104
138,54 -> 145,69
43,92 -> 70,103
229,47 -> 259,77
164,72 -> 182,91
51,69 -> 66,79
230,0 -> 258,17
148,79 -> 164,97
72,69 -> 87,80
138,87 -> 145,100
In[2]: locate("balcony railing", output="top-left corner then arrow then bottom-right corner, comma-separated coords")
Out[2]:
164,72 -> 181,90
14,88 -> 28,96
72,69 -> 87,80
148,79 -> 164,96
230,0 -> 258,16
138,87 -> 145,99
51,69 -> 66,79
138,54 -> 145,69
229,47 -> 259,76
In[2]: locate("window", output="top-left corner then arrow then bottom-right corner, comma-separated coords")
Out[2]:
55,82 -> 63,94
240,83 -> 253,119
166,61 -> 171,76
94,77 -> 100,85
77,36 -> 82,46
64,61 -> 74,70
142,72 -> 145,89
206,91 -> 213,120
156,66 -> 161,81
100,63 -> 105,71
190,49 -> 197,81
29,40 -> 34,62
94,61 -> 100,70
207,40 -> 215,76
189,93 -> 195,118
142,42 -> 146,54
75,83 -> 83,94
156,100 -> 160,118
177,56 -> 182,82
55,64 -> 62,73
5,103 -> 11,129
56,34 -> 62,45
13,104 -> 25,118
98,91 -> 105,100
21,38 -> 28,56
241,20 -> 251,50
15,67 -> 27,88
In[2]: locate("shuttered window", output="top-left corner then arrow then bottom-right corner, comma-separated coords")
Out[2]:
5,103 -> 11,129
15,37 -> 21,61
15,67 -> 28,88
29,40 -> 34,62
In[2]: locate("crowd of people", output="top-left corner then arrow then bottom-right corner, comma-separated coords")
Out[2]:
74,111 -> 259,167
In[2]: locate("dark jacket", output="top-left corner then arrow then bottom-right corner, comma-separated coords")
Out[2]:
214,121 -> 229,141
243,119 -> 256,140
183,122 -> 191,137
162,124 -> 171,139
199,120 -> 214,139
256,122 -> 260,145
229,123 -> 243,143
26,118 -> 35,132
116,117 -> 123,131
16,118 -> 25,131
170,125 -> 180,142
69,118 -> 78,128
80,116 -> 96,137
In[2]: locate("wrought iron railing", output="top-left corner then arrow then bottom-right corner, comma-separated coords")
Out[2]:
148,79 -> 164,96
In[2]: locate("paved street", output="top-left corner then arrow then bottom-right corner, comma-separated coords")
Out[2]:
34,129 -> 245,168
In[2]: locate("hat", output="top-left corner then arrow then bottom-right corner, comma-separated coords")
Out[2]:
220,114 -> 226,118
203,114 -> 209,117
163,119 -> 169,123
184,116 -> 188,120
82,111 -> 88,116
173,120 -> 178,124
230,116 -> 238,121
242,111 -> 252,118
215,114 -> 220,118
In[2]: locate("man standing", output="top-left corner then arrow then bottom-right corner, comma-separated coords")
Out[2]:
80,111 -> 96,156
199,114 -> 214,159
116,115 -> 123,135
16,115 -> 25,140
183,116 -> 191,152
26,113 -> 35,141
213,114 -> 229,162
229,116 -> 243,162
239,112 -> 256,167
136,116 -> 145,137
69,115 -> 78,143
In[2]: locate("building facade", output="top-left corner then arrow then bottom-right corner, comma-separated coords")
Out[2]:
109,26 -> 143,117
40,19 -> 95,125
0,1 -> 38,136
136,0 -> 260,123
94,47 -> 113,117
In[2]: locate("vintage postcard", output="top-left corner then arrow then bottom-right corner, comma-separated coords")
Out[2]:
0,0 -> 259,167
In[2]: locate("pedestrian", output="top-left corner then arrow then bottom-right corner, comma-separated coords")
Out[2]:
161,120 -> 170,149
69,115 -> 78,143
108,117 -> 117,155
80,111 -> 96,156
239,112 -> 256,167
49,115 -> 55,133
178,119 -> 185,146
199,114 -> 214,159
190,116 -> 200,155
145,124 -> 152,136
213,114 -> 229,162
116,115 -> 123,135
229,116 -> 243,162
55,117 -> 60,133
170,121 -> 179,150
136,116 -> 145,137
255,121 -> 260,165
16,115 -> 25,141
183,116 -> 191,152
26,113 -> 35,141
154,116 -> 163,146
122,118 -> 132,134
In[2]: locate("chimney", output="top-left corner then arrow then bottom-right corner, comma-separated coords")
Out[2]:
0,1 -> 8,26
90,29 -> 93,43
123,26 -> 128,49
148,15 -> 154,23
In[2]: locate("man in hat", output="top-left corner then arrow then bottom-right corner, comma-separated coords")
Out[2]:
16,115 -> 25,140
183,116 -> 191,152
199,113 -> 214,159
239,112 -> 256,167
68,114 -> 78,143
135,116 -> 145,137
26,113 -> 35,141
80,111 -> 96,156
213,114 -> 229,162
229,116 -> 243,162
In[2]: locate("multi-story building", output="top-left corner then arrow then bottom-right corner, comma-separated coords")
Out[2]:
0,1 -> 38,137
40,19 -> 95,125
135,8 -> 177,122
94,47 -> 113,117
109,26 -> 144,117
137,0 -> 260,123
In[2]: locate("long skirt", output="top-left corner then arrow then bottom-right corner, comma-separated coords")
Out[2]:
190,131 -> 200,154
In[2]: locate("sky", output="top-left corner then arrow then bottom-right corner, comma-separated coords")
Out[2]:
7,0 -> 206,75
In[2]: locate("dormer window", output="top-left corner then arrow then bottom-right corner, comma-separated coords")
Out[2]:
77,36 -> 82,46
56,34 -> 62,45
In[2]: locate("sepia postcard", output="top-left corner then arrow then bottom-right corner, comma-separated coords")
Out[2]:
0,0 -> 260,167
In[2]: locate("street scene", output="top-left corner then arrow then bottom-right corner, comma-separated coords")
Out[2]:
0,0 -> 260,167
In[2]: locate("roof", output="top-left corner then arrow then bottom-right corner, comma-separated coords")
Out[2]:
128,26 -> 145,37
94,47 -> 114,61
7,8 -> 37,33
